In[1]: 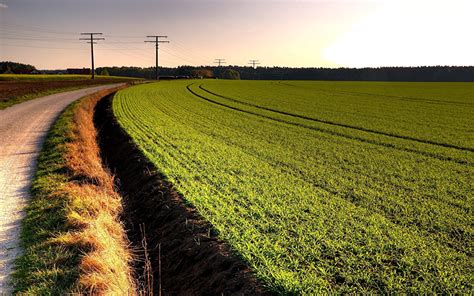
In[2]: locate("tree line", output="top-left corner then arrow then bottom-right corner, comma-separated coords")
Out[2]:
2,61 -> 474,81
96,65 -> 474,82
0,61 -> 36,74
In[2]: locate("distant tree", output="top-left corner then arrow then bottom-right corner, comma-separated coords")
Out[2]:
100,68 -> 110,76
192,68 -> 214,78
0,61 -> 36,74
92,65 -> 474,82
3,66 -> 13,74
221,69 -> 241,80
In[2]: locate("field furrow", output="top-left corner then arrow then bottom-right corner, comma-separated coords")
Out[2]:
198,84 -> 473,152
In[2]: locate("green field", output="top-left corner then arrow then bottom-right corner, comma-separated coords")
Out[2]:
113,80 -> 473,294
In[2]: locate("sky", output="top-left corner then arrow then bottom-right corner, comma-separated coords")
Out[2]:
0,0 -> 473,69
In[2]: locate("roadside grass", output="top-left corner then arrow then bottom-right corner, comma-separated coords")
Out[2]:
12,87 -> 136,294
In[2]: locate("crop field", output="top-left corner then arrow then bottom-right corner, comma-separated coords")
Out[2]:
0,74 -> 134,81
0,74 -> 139,109
113,80 -> 473,294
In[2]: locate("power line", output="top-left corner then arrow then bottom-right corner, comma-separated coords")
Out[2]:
214,59 -> 226,67
0,29 -> 73,39
249,59 -> 260,68
1,22 -> 76,35
0,36 -> 79,42
80,33 -> 105,79
160,48 -> 198,66
166,44 -> 205,65
99,43 -> 155,63
99,42 -> 192,67
97,38 -> 210,66
1,24 -> 229,68
104,35 -> 144,39
168,41 -> 214,65
101,42 -> 190,67
1,43 -> 84,50
105,41 -> 146,44
145,35 -> 170,80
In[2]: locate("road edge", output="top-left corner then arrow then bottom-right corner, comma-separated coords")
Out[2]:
11,86 -> 137,294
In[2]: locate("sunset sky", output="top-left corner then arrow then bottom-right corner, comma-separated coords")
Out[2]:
0,0 -> 473,69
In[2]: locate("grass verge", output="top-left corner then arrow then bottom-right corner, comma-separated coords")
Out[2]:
12,87 -> 136,294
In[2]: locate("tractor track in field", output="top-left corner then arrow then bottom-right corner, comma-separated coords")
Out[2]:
94,94 -> 270,296
276,81 -> 474,107
197,84 -> 473,153
184,85 -> 471,254
186,84 -> 471,166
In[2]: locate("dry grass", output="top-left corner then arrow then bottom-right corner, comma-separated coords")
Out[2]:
49,87 -> 137,295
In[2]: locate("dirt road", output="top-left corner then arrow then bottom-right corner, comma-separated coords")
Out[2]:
0,84 -> 122,293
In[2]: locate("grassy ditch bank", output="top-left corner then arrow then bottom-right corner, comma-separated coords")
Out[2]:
12,87 -> 136,294
94,93 -> 270,295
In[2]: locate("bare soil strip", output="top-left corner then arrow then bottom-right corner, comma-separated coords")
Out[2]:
0,79 -> 131,103
94,94 -> 271,295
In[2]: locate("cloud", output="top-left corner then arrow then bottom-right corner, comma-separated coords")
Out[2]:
0,3 -> 7,9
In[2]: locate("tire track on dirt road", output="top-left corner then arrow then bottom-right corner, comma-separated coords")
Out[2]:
0,84 -> 123,294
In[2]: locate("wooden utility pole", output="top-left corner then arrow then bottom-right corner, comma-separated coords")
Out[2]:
80,33 -> 104,79
248,59 -> 260,68
214,59 -> 226,67
145,35 -> 169,80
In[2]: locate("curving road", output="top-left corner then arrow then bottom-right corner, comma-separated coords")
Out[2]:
0,84 -> 122,293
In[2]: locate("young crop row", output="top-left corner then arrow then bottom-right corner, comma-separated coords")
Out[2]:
113,80 -> 473,294
202,80 -> 473,151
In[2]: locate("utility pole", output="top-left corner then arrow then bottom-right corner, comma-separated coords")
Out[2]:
214,59 -> 226,67
248,59 -> 260,68
145,35 -> 169,80
80,33 -> 104,79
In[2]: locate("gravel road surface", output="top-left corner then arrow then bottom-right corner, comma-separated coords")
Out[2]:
0,84 -> 122,293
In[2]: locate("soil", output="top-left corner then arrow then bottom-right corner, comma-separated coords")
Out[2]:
94,95 -> 271,296
0,79 -> 130,102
